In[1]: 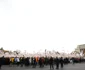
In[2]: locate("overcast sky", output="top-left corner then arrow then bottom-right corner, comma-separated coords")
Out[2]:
0,0 -> 85,53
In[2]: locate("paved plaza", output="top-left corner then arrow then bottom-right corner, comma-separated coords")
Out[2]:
1,63 -> 85,70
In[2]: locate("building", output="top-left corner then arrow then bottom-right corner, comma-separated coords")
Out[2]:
75,44 -> 85,57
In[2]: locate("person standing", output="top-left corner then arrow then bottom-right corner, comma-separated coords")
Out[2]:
0,57 -> 2,69
39,57 -> 42,68
16,57 -> 20,66
55,57 -> 60,69
10,57 -> 14,66
33,57 -> 36,68
71,57 -> 75,65
60,57 -> 64,68
20,57 -> 25,67
49,57 -> 54,69
0,56 -> 5,69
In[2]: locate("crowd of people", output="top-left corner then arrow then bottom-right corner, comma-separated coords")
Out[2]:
0,56 -> 84,69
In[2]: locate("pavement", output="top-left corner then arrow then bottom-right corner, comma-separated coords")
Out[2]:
1,63 -> 85,70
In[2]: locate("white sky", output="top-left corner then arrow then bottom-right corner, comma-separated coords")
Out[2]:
0,0 -> 85,53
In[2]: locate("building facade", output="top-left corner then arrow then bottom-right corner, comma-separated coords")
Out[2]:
75,44 -> 85,57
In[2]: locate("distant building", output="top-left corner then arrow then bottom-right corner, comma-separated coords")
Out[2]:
75,44 -> 85,57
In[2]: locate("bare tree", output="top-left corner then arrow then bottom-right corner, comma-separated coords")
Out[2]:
0,47 -> 4,50
13,50 -> 21,55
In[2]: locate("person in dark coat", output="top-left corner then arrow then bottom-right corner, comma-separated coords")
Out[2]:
26,57 -> 30,66
32,57 -> 36,68
55,57 -> 60,69
39,57 -> 43,68
0,58 -> 2,69
24,57 -> 27,66
49,57 -> 54,69
44,57 -> 48,65
39,57 -> 44,68
0,56 -> 5,69
20,57 -> 25,67
24,57 -> 30,66
60,57 -> 64,68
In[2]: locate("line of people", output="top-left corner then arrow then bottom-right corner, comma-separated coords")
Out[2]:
0,56 -> 71,69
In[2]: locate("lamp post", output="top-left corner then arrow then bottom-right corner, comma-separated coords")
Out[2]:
45,49 -> 47,57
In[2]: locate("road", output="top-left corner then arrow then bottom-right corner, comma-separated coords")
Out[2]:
1,63 -> 85,70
